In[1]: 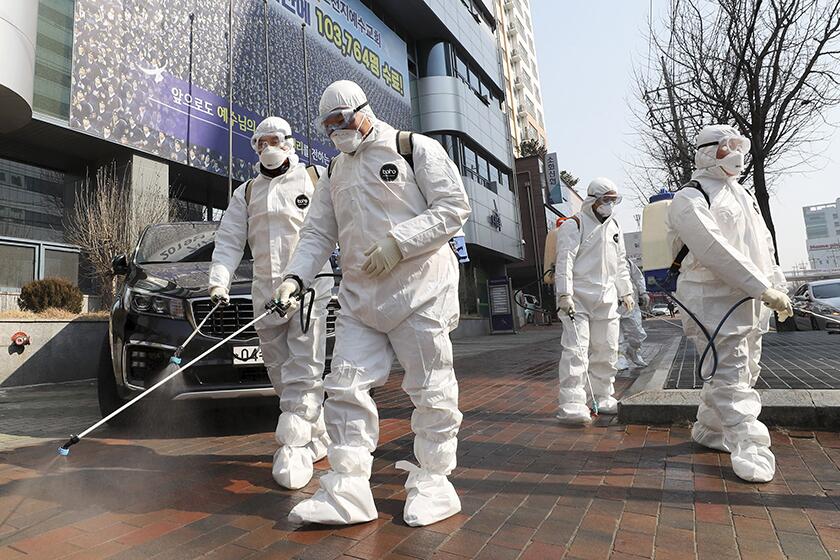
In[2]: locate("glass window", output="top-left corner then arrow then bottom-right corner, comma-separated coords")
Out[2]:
34,0 -> 75,120
462,145 -> 478,178
45,249 -> 79,284
0,244 -> 36,290
476,154 -> 490,184
454,53 -> 469,83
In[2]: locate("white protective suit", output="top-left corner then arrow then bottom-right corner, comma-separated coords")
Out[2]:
283,81 -> 471,526
617,258 -> 648,370
554,178 -> 634,422
665,124 -> 787,483
209,117 -> 332,490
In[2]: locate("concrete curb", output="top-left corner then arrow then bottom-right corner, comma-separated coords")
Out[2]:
618,337 -> 840,429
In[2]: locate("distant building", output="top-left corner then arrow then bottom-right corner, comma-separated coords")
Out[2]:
495,0 -> 548,150
624,231 -> 642,269
803,198 -> 840,271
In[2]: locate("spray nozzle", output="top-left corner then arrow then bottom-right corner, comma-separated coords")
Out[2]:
58,434 -> 80,456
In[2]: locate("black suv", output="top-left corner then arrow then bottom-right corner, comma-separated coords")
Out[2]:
98,222 -> 337,417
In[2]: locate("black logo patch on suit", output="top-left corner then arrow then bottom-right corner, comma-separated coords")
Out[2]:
379,163 -> 399,182
613,234 -> 619,243
295,194 -> 310,209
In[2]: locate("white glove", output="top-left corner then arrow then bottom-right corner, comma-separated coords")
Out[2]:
557,294 -> 576,316
761,288 -> 793,322
362,236 -> 403,278
621,294 -> 636,313
273,279 -> 300,308
639,293 -> 651,309
209,286 -> 229,306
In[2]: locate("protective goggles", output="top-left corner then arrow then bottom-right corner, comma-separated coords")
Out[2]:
591,193 -> 623,205
315,102 -> 369,136
697,135 -> 751,156
251,133 -> 294,152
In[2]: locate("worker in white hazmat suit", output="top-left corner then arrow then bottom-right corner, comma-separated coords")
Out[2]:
616,258 -> 649,370
665,124 -> 792,483
554,178 -> 635,423
209,116 -> 332,490
274,80 -> 471,526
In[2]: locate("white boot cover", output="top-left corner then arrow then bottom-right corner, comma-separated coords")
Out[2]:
691,422 -> 728,452
397,461 -> 461,527
288,445 -> 377,525
274,412 -> 315,490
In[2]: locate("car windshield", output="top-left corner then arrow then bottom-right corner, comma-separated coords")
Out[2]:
136,223 -> 218,264
813,282 -> 840,299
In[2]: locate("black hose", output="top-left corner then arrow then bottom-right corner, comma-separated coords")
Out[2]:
651,275 -> 752,383
513,269 -> 555,315
296,272 -> 343,334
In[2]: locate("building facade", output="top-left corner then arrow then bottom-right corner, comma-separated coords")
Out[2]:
0,0 -> 523,326
494,0 -> 548,152
803,198 -> 840,271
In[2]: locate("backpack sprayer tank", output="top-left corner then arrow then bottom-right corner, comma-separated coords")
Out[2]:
641,189 -> 676,293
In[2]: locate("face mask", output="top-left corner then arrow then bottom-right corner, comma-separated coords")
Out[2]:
331,128 -> 364,153
595,201 -> 615,218
259,145 -> 288,169
718,151 -> 744,176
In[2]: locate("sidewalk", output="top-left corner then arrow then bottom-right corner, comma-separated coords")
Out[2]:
0,325 -> 838,559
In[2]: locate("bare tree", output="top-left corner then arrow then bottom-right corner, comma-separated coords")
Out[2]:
632,0 -> 840,260
65,161 -> 172,305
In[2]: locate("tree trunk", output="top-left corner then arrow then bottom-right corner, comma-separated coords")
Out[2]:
750,155 -> 780,265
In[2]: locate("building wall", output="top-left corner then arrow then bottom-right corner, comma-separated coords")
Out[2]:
804,198 -> 840,271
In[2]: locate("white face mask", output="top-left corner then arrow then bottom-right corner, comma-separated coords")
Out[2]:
718,151 -> 744,176
596,201 -> 615,218
259,145 -> 289,169
331,128 -> 364,153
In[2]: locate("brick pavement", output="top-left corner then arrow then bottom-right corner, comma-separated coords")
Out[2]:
0,325 -> 839,559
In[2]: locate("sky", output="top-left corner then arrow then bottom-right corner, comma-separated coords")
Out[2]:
531,0 -> 840,271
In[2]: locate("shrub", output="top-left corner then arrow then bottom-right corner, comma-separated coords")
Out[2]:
18,278 -> 83,314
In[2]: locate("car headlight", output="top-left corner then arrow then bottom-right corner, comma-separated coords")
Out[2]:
129,291 -> 185,319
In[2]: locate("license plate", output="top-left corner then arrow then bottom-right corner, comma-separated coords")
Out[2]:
232,345 -> 263,366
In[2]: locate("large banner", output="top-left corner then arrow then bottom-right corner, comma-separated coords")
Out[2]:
69,0 -> 411,181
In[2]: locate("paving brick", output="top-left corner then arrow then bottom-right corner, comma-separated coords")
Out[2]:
1,326 -> 839,560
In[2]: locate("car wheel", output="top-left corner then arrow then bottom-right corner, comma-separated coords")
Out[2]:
776,313 -> 797,332
97,335 -> 128,423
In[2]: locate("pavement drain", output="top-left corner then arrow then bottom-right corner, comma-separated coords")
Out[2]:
665,331 -> 840,389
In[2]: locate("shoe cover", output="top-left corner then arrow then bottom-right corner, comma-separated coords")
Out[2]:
556,404 -> 593,425
730,442 -> 775,483
594,396 -> 618,415
288,445 -> 377,525
308,430 -> 331,462
691,422 -> 729,452
275,412 -> 312,448
273,446 -> 314,490
396,461 -> 461,527
627,349 -> 648,368
616,355 -> 631,371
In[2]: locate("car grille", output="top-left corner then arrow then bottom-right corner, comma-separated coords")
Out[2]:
192,297 -> 258,341
125,345 -> 169,387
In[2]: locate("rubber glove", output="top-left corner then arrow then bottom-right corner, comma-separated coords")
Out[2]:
761,288 -> 793,322
639,293 -> 651,309
209,286 -> 229,306
274,279 -> 301,308
557,294 -> 576,316
362,236 -> 402,277
621,294 -> 636,313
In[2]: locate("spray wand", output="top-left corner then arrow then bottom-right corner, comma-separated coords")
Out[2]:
58,298 -> 293,456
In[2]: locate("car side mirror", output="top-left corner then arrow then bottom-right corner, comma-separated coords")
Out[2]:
112,254 -> 129,276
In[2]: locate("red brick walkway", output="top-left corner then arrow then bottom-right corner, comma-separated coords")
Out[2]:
1,333 -> 838,559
